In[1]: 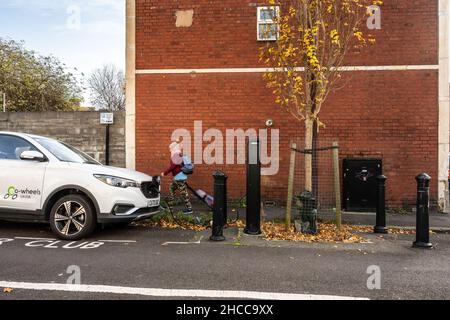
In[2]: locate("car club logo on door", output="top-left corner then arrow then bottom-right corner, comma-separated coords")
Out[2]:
3,186 -> 41,200
4,186 -> 18,200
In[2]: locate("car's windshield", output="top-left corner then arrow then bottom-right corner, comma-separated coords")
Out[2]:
33,137 -> 100,165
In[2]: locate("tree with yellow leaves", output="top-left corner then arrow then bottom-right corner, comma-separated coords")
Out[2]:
260,0 -> 382,195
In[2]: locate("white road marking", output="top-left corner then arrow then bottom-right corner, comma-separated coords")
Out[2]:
97,240 -> 137,243
0,238 -> 14,246
162,236 -> 204,246
0,281 -> 368,300
15,237 -> 56,241
136,65 -> 439,75
13,237 -> 136,244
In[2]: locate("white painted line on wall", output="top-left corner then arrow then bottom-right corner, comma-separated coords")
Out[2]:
135,65 -> 439,75
0,281 -> 369,300
339,65 -> 439,71
137,67 -> 275,74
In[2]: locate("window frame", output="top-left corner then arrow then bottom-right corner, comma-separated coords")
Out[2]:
32,136 -> 100,165
257,6 -> 280,42
0,134 -> 43,162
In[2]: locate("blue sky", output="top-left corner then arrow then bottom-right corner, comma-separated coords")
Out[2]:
0,0 -> 125,105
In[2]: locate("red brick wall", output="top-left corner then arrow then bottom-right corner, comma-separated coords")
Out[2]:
134,0 -> 439,208
136,0 -> 438,68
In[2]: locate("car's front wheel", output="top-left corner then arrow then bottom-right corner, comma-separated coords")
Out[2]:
49,194 -> 97,240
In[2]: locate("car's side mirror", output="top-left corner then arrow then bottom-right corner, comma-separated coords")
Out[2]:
20,150 -> 46,162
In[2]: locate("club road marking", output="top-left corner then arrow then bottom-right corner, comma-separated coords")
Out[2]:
0,281 -> 369,300
12,237 -> 136,244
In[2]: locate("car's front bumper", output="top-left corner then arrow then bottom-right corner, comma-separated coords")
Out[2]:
92,176 -> 161,224
97,206 -> 160,224
91,176 -> 161,214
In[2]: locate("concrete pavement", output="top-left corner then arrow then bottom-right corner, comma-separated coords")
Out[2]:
189,202 -> 450,231
258,206 -> 450,231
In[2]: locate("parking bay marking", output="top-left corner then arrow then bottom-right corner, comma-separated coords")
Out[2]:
0,281 -> 369,300
97,240 -> 137,243
15,237 -> 58,241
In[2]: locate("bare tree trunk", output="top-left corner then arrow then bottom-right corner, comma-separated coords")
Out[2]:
312,121 -> 319,199
305,118 -> 319,196
305,72 -> 319,195
304,117 -> 313,192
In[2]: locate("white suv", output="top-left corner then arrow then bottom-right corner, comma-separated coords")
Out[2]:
0,132 -> 160,240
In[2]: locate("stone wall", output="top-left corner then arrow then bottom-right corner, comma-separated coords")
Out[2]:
0,112 -> 126,168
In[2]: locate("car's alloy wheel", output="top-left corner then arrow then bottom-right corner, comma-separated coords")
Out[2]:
54,201 -> 86,237
49,195 -> 96,240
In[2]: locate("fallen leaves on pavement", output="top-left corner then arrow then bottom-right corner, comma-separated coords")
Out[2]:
262,223 -> 428,243
137,212 -> 247,232
3,288 -> 13,294
346,225 -> 416,235
262,222 -> 365,243
138,214 -> 428,243
138,219 -> 208,231
228,220 -> 246,229
387,228 -> 416,235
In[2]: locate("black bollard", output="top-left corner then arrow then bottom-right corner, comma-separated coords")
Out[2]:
413,173 -> 433,249
374,175 -> 388,234
210,171 -> 227,242
245,139 -> 262,235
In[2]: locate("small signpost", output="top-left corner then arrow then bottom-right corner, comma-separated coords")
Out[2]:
100,113 -> 114,165
100,112 -> 114,125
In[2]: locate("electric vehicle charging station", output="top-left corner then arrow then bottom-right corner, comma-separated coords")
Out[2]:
244,139 -> 262,235
210,171 -> 228,242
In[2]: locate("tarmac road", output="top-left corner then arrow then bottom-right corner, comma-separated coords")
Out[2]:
0,221 -> 449,300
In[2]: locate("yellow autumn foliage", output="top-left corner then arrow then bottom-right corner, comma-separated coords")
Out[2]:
259,0 -> 382,125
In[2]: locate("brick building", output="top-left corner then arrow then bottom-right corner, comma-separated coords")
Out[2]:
125,0 -> 450,210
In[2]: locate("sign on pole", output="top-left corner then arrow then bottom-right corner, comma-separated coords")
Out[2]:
100,112 -> 114,165
100,113 -> 114,125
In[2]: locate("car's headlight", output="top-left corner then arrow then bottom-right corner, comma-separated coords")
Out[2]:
94,175 -> 141,188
